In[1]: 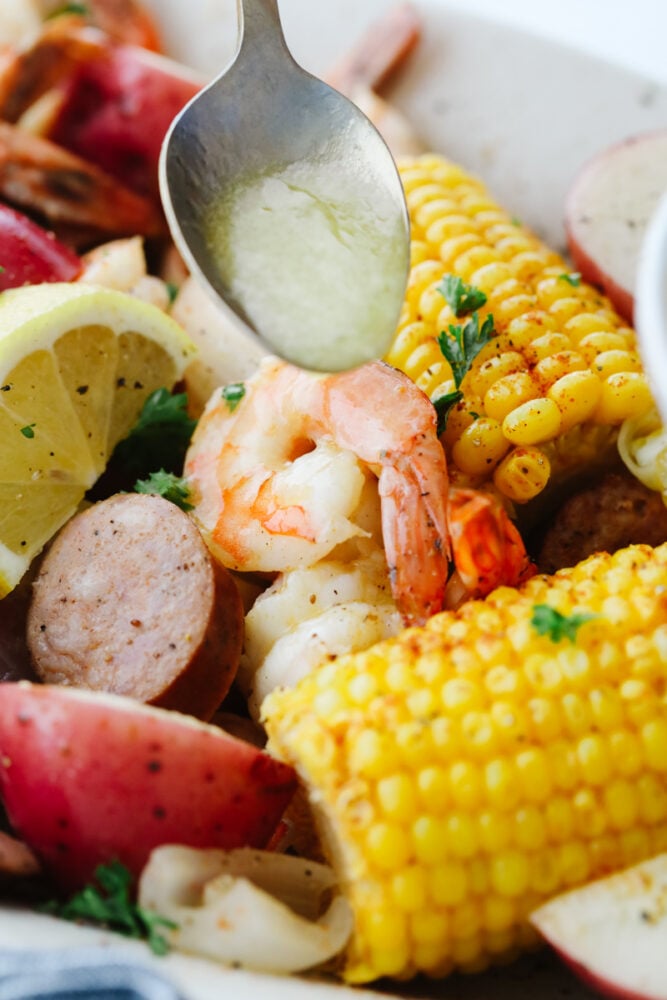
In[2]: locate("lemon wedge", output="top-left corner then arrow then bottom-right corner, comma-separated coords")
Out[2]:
0,282 -> 196,596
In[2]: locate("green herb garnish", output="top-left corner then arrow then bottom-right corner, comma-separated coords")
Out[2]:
165,282 -> 179,305
134,470 -> 193,511
112,388 -> 196,477
41,860 -> 177,956
559,272 -> 581,287
221,382 -> 246,412
531,604 -> 597,643
438,312 -> 495,389
437,275 -> 488,317
433,390 -> 463,435
46,2 -> 90,17
20,424 -> 36,438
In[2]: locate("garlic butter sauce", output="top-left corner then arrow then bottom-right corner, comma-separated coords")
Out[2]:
205,158 -> 409,372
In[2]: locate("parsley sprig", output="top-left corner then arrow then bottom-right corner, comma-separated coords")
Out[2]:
531,604 -> 598,644
134,470 -> 193,511
112,388 -> 196,478
41,860 -> 177,956
221,382 -> 246,411
438,275 -> 488,317
433,303 -> 496,434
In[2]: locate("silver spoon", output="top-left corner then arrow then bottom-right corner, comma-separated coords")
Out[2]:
159,0 -> 410,372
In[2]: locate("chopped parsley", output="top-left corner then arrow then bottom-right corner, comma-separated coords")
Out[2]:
432,302 -> 495,433
134,470 -> 193,511
437,275 -> 487,317
20,424 -> 36,438
165,282 -> 179,305
559,272 -> 581,287
41,860 -> 177,956
46,3 -> 90,17
221,382 -> 246,412
433,389 -> 463,435
531,604 -> 597,643
112,388 -> 196,478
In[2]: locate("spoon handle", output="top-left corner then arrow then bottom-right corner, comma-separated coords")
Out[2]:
237,0 -> 289,57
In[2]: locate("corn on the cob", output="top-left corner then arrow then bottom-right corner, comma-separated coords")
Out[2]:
385,154 -> 654,506
263,542 -> 667,983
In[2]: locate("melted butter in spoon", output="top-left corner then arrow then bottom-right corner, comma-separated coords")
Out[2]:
206,158 -> 409,372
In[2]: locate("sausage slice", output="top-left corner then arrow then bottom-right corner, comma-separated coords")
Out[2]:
27,493 -> 243,721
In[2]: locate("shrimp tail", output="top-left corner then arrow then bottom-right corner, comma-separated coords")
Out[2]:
445,488 -> 537,608
380,436 -> 451,626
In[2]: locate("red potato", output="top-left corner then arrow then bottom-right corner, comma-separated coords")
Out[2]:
0,204 -> 81,289
0,682 -> 297,892
49,45 -> 202,199
531,854 -> 667,1000
566,129 -> 667,323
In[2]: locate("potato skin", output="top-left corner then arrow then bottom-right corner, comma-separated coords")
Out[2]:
27,493 -> 243,721
0,682 -> 297,891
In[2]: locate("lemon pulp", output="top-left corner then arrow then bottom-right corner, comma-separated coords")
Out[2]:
0,282 -> 195,595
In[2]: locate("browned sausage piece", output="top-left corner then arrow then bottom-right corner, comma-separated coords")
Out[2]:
538,471 -> 667,574
26,493 -> 243,722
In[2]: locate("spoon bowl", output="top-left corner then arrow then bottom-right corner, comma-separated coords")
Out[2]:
160,0 -> 410,372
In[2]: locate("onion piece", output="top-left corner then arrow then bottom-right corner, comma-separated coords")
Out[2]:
138,845 -> 353,973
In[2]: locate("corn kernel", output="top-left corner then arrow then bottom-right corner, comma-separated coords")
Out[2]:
449,760 -> 483,809
513,805 -> 546,850
515,748 -> 552,803
578,330 -> 629,361
576,735 -> 612,785
451,418 -> 511,475
417,766 -> 450,814
547,369 -> 602,431
411,909 -> 450,945
484,371 -> 540,422
430,861 -> 469,906
490,851 -> 529,897
544,797 -> 575,842
523,332 -> 572,364
604,780 -> 640,831
502,397 -> 561,445
641,718 -> 667,771
572,788 -> 607,838
559,841 -> 591,885
594,372 -> 654,423
637,774 -> 667,824
493,446 -> 550,502
438,233 -> 481,268
412,815 -> 449,865
454,245 -> 500,281
608,730 -> 644,777
377,773 -> 419,822
447,812 -> 480,859
593,349 -> 643,378
392,865 -> 428,912
366,823 -> 412,870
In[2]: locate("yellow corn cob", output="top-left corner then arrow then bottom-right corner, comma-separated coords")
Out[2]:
385,154 -> 654,506
263,541 -> 667,983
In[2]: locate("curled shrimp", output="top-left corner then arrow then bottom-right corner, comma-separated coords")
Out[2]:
185,357 -> 451,625
446,488 -> 537,607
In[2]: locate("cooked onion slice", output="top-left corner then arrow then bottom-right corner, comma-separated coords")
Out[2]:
138,845 -> 353,973
618,407 -> 667,495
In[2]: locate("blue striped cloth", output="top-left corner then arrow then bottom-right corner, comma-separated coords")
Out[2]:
0,949 -> 186,1000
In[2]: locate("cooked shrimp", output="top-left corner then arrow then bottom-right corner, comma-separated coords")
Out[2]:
185,357 -> 451,625
0,121 -> 164,246
446,488 -> 537,607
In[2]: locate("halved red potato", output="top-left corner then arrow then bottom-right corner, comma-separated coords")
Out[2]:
0,682 -> 297,892
49,45 -> 202,199
565,129 -> 667,323
0,204 -> 81,290
531,853 -> 667,1000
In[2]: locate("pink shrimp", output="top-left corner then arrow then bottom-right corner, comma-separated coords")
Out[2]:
185,357 -> 451,625
185,358 -> 536,625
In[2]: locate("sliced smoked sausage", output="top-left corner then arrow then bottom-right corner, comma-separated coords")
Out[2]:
27,493 -> 243,721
